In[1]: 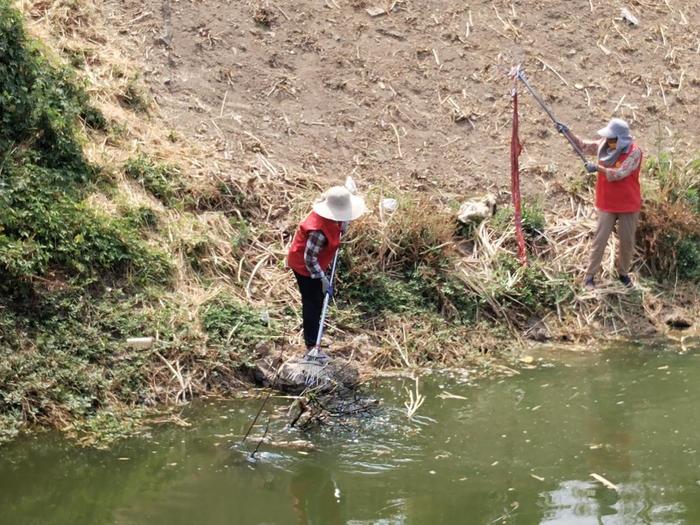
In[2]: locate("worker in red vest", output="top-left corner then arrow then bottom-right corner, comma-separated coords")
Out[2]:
287,186 -> 366,355
557,118 -> 643,290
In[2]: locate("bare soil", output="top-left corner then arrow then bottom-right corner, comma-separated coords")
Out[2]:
106,0 -> 698,199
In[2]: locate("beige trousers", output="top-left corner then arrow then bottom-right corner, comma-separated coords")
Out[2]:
585,211 -> 639,279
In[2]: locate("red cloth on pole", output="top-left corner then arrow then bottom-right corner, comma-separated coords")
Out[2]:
510,87 -> 527,265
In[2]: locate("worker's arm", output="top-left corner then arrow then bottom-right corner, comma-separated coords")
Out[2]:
597,148 -> 642,182
555,123 -> 599,157
569,134 -> 600,157
304,230 -> 327,279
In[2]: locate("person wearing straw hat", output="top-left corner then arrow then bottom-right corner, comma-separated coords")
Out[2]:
557,118 -> 643,290
287,186 -> 366,356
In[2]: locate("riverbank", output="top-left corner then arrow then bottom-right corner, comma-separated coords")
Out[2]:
1,0 -> 698,445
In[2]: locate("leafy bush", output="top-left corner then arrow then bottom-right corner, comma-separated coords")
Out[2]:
487,255 -> 572,310
201,294 -> 278,360
675,237 -> 700,282
639,155 -> 700,281
491,200 -> 545,237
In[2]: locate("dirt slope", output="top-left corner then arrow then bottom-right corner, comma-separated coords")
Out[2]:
107,0 -> 698,198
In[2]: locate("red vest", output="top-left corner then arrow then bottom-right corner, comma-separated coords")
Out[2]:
595,143 -> 642,213
287,212 -> 342,276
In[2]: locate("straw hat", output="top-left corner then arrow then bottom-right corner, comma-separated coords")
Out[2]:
597,118 -> 633,147
313,186 -> 366,222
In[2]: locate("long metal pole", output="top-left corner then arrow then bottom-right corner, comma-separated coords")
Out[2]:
515,69 -> 589,164
313,244 -> 341,350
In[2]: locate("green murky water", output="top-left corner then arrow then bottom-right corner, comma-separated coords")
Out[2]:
2,344 -> 699,524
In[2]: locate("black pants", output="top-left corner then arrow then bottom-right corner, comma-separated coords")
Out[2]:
294,271 -> 324,348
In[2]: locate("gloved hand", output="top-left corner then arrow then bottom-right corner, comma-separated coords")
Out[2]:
555,121 -> 569,134
321,275 -> 333,297
585,161 -> 599,173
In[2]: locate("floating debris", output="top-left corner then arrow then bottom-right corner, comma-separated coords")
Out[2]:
590,472 -> 619,492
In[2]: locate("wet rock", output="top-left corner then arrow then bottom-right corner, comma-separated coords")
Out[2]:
524,317 -> 551,342
253,354 -> 360,394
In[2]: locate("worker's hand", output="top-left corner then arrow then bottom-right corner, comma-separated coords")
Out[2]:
585,161 -> 599,173
555,121 -> 569,134
321,275 -> 333,297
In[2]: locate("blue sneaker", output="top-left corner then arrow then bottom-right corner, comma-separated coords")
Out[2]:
583,276 -> 595,290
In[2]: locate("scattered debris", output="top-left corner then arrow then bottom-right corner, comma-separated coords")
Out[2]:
590,472 -> 619,492
437,391 -> 468,400
126,337 -> 154,349
366,5 -> 387,17
620,7 -> 639,27
457,194 -> 497,225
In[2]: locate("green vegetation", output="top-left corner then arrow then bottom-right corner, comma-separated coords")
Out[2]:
124,156 -> 183,206
491,200 -> 545,237
639,154 -> 700,282
202,293 -> 280,365
0,1 -> 176,443
0,289 -> 173,443
0,2 -> 169,290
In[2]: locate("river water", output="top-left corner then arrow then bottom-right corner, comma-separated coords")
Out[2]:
1,343 -> 699,524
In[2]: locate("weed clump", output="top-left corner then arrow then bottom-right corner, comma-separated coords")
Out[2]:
116,74 -> 150,112
491,200 -> 546,237
201,293 -> 279,364
639,154 -> 700,281
341,195 -> 460,316
124,156 -> 183,206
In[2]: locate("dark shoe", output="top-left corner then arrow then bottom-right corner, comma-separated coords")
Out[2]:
583,276 -> 595,290
618,274 -> 633,288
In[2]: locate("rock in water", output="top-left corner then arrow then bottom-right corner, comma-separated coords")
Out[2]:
253,355 -> 360,394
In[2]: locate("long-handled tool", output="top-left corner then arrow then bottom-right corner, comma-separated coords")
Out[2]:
511,65 -> 588,165
302,243 -> 341,364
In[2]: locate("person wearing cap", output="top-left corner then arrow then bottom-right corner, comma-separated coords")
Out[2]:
287,186 -> 366,356
556,118 -> 643,290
